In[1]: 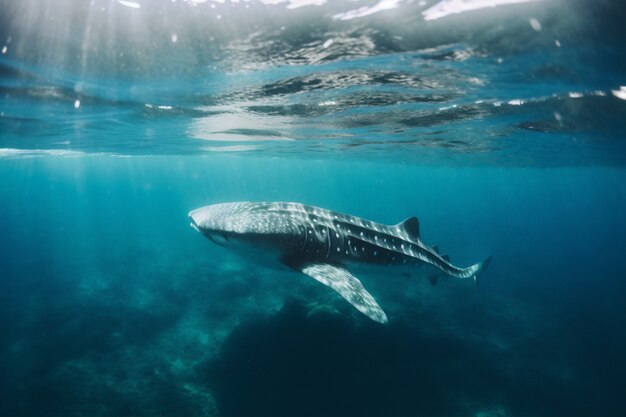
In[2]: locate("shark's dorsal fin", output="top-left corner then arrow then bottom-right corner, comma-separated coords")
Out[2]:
398,216 -> 420,240
298,263 -> 388,324
432,245 -> 440,254
442,254 -> 450,262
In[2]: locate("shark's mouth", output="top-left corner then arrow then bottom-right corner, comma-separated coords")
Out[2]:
189,216 -> 201,233
189,215 -> 228,246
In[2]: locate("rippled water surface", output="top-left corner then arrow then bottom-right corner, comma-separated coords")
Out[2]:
1,1 -> 625,417
2,0 -> 625,164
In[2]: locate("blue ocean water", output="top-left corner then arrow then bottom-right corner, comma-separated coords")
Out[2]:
1,0 -> 625,416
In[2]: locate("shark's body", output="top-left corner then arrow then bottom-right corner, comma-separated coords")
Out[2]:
189,202 -> 491,323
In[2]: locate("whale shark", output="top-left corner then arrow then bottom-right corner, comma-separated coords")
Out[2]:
189,202 -> 491,323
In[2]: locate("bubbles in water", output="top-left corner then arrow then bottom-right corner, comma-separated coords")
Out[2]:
529,17 -> 542,31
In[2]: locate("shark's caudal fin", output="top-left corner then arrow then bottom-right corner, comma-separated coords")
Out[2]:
462,255 -> 492,291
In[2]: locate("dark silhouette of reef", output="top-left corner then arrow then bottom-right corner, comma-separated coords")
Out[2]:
202,297 -> 503,417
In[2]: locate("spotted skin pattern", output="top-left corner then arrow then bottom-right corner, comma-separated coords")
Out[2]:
189,202 -> 491,323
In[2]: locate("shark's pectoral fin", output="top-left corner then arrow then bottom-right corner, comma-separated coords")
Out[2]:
298,263 -> 388,324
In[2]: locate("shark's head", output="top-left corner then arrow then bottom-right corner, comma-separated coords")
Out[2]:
189,202 -> 302,257
189,203 -> 240,247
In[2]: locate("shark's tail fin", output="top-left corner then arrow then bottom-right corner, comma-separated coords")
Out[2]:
462,255 -> 492,291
